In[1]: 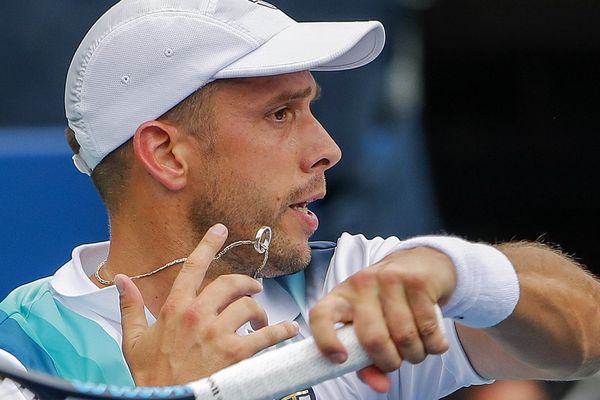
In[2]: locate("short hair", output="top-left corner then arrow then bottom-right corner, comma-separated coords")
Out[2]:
65,81 -> 220,212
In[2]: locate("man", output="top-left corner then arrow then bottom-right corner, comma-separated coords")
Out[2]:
1,0 -> 600,399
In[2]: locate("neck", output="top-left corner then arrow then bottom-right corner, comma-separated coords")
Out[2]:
93,212 -> 270,316
92,189 -> 209,315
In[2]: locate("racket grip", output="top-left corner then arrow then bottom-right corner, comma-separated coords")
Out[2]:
191,305 -> 445,400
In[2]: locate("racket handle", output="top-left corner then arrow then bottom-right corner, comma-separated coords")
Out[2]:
191,305 -> 445,400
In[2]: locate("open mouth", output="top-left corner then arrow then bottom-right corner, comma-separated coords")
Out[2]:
289,201 -> 312,214
288,192 -> 324,214
287,194 -> 323,233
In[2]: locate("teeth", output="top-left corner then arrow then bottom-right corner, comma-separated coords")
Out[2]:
291,203 -> 309,213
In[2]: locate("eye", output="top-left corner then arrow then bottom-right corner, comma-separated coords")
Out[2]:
271,108 -> 290,122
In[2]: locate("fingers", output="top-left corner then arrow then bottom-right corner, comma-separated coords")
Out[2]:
196,274 -> 263,315
380,272 -> 448,363
116,274 -> 149,354
405,290 -> 448,355
244,321 -> 300,356
309,295 -> 354,363
379,272 -> 426,364
310,263 -> 449,374
169,223 -> 228,301
350,274 -> 401,372
217,295 -> 269,331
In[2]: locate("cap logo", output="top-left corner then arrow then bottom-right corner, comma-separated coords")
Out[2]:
248,0 -> 278,9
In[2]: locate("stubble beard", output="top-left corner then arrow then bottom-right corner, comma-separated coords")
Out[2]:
187,175 -> 314,278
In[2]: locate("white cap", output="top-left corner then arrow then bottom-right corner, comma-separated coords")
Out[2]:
65,0 -> 385,174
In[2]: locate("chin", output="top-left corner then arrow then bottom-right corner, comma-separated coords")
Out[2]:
260,237 -> 312,278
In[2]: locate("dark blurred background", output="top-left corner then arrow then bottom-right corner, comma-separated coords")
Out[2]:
424,0 -> 600,277
1,1 -> 599,397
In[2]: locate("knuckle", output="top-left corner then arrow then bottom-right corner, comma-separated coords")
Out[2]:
222,341 -> 244,361
394,328 -> 419,348
202,323 -> 219,342
283,321 -> 298,337
309,302 -> 337,324
182,258 -> 203,271
180,255 -> 210,275
257,325 -> 281,345
384,357 -> 402,372
348,271 -> 375,291
377,267 -> 404,286
266,327 -> 281,343
182,307 -> 202,327
275,321 -> 298,339
403,273 -> 427,291
309,303 -> 328,321
119,300 -> 136,314
361,333 -> 389,352
418,319 -> 439,337
238,297 -> 266,320
239,296 -> 260,312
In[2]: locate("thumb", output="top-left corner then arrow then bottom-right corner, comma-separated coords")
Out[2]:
115,274 -> 149,353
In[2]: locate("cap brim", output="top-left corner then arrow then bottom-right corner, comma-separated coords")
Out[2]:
214,21 -> 385,79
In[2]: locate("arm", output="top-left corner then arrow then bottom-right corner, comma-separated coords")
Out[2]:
458,241 -> 600,380
309,235 -> 600,393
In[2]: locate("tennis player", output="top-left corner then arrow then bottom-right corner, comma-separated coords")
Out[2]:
1,0 -> 600,399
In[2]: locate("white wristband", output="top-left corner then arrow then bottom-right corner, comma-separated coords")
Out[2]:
396,236 -> 520,328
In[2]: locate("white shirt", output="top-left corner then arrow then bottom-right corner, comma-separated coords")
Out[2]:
0,233 -> 490,399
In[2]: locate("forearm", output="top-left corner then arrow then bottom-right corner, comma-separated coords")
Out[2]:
460,241 -> 600,380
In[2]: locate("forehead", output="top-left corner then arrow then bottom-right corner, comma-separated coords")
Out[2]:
215,71 -> 318,102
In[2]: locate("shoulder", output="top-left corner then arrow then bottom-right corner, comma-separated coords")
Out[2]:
313,233 -> 402,285
0,278 -> 54,323
0,279 -> 60,375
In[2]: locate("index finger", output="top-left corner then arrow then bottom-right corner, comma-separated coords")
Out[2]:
169,223 -> 228,299
309,295 -> 354,363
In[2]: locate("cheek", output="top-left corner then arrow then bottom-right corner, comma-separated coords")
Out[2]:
210,139 -> 299,206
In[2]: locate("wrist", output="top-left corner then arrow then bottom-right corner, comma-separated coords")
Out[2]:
396,235 -> 520,328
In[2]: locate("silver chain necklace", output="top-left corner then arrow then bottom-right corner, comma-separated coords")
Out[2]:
95,226 -> 272,286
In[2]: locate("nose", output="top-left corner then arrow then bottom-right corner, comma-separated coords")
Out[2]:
301,115 -> 342,173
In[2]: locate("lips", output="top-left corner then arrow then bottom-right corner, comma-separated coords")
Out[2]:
288,193 -> 324,212
288,193 -> 323,233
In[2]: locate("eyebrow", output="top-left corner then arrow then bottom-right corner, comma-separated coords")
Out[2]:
265,83 -> 322,107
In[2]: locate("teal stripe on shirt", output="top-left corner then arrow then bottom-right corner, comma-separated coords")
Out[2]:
0,279 -> 133,385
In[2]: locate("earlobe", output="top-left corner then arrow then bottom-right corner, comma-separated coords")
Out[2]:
133,121 -> 188,191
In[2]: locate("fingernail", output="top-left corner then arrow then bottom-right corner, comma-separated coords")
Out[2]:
329,352 -> 347,364
292,321 -> 300,333
211,223 -> 227,237
114,275 -> 125,295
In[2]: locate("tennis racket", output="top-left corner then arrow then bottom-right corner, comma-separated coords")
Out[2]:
1,306 -> 445,400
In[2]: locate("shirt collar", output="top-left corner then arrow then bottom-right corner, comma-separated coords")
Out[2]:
50,241 -> 138,325
50,242 -> 301,329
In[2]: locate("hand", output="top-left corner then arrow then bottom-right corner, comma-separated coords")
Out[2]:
115,223 -> 299,385
309,246 -> 457,392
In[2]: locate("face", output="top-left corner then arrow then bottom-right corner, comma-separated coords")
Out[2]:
186,71 -> 342,277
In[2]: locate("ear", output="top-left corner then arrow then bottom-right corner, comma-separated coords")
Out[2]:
132,121 -> 189,191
